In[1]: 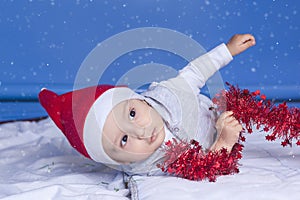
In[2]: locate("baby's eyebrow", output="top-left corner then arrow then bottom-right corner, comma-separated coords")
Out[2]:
118,100 -> 128,124
112,132 -> 120,147
107,137 -> 119,153
112,129 -> 126,149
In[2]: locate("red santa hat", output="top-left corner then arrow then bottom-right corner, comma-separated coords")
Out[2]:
38,85 -> 144,165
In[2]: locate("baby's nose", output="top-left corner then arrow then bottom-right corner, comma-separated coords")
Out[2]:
134,115 -> 152,128
134,126 -> 151,140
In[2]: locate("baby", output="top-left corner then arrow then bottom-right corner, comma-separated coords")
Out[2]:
39,33 -> 255,174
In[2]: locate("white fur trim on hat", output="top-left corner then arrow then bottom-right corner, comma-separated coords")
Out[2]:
83,87 -> 144,165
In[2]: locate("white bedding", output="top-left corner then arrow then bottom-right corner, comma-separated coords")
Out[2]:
0,118 -> 299,199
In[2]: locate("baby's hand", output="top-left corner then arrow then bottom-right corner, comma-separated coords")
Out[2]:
226,34 -> 256,56
211,111 -> 243,152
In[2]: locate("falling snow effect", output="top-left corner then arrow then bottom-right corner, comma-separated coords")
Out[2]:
0,2 -> 299,115
0,1 -> 299,199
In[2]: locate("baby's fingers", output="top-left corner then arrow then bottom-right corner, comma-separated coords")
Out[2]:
219,111 -> 234,120
233,121 -> 243,132
239,34 -> 256,50
217,111 -> 232,127
227,34 -> 256,56
240,34 -> 256,46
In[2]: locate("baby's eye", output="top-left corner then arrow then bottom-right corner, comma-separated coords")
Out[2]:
129,109 -> 136,120
121,135 -> 128,147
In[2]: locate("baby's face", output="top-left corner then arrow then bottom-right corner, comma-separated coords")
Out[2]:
102,99 -> 165,164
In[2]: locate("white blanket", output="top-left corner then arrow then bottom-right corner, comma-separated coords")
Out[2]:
0,119 -> 299,199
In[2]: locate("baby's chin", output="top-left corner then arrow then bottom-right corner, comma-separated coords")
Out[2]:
153,126 -> 165,145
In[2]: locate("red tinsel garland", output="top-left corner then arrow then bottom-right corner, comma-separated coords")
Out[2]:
157,139 -> 243,182
157,83 -> 300,182
213,82 -> 300,146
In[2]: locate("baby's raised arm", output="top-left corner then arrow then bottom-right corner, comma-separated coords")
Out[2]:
165,33 -> 256,96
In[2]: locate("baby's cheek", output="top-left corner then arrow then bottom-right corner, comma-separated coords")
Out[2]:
134,112 -> 152,128
137,144 -> 154,154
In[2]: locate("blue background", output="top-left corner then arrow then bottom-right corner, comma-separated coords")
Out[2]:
0,0 -> 299,121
